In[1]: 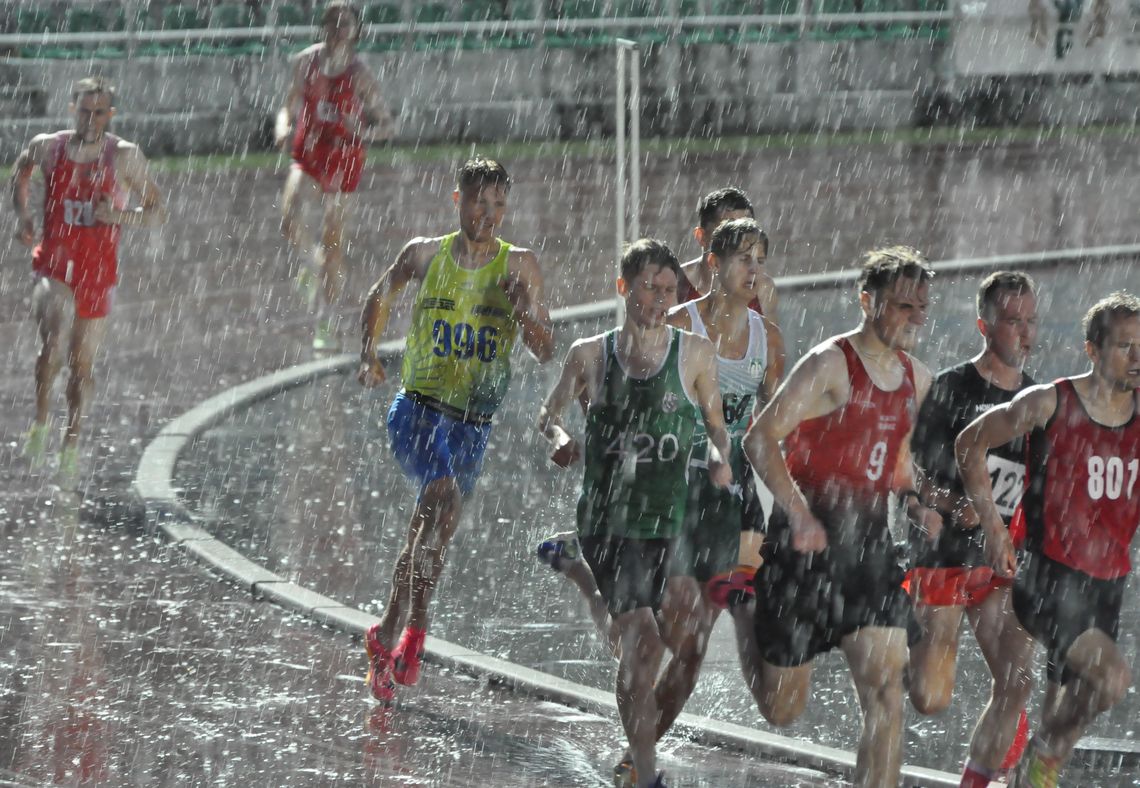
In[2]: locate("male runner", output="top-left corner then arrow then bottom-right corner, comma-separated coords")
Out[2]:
956,291 -> 1140,788
538,238 -> 732,788
744,246 -> 941,787
276,0 -> 394,349
357,156 -> 553,703
677,187 -> 777,320
905,272 -> 1038,786
10,76 -> 167,482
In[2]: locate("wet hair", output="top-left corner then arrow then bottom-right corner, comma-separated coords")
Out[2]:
977,271 -> 1037,321
708,217 -> 769,260
857,246 -> 933,299
620,238 -> 682,284
322,1 -> 361,26
1083,291 -> 1140,349
71,76 -> 115,104
457,156 -> 511,194
696,187 -> 754,231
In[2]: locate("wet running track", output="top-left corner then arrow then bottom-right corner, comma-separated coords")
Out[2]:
2,133 -> 1139,784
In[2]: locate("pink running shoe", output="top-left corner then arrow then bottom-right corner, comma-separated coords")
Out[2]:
364,624 -> 395,703
392,627 -> 426,686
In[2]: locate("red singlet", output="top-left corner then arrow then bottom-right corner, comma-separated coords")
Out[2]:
33,132 -> 124,319
1020,378 -> 1140,579
291,49 -> 365,194
784,337 -> 916,516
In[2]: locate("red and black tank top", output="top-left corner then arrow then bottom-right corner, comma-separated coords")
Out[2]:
784,336 -> 917,520
1020,378 -> 1140,579
291,50 -> 364,154
33,131 -> 123,286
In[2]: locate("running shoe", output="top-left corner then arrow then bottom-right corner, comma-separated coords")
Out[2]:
612,757 -> 635,788
364,624 -> 395,703
312,318 -> 340,351
22,422 -> 50,468
536,532 -> 579,573
706,565 -> 757,609
57,445 -> 80,489
391,626 -> 426,686
1010,745 -> 1061,788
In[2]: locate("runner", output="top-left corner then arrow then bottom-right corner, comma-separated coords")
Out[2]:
357,156 -> 553,703
275,0 -> 394,349
905,272 -> 1039,786
743,246 -> 940,787
538,238 -> 733,788
955,291 -> 1140,788
10,76 -> 167,483
677,187 -> 777,320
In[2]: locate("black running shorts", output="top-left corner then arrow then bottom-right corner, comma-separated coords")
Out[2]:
1013,551 -> 1126,684
581,535 -> 671,617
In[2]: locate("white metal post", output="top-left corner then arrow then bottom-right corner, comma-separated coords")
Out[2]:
614,38 -> 640,322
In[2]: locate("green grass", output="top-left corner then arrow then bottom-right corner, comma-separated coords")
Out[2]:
3,123 -> 1136,179
150,122 -> 1140,174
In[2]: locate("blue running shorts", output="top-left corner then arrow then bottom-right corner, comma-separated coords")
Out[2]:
386,391 -> 492,497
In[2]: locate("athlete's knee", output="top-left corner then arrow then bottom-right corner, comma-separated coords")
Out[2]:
909,678 -> 952,716
1090,661 -> 1132,711
758,687 -> 807,727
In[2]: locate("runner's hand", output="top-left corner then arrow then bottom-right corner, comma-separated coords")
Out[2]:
789,508 -> 828,554
550,438 -> 580,468
357,357 -> 387,387
708,457 -> 732,489
910,505 -> 944,543
501,274 -> 530,320
14,215 -> 36,246
983,522 -> 1017,579
274,125 -> 292,151
93,195 -> 117,225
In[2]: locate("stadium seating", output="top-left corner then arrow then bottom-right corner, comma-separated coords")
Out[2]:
361,3 -> 403,53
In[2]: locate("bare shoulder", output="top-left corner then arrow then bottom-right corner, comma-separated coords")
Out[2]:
506,244 -> 539,272
903,352 -> 934,395
400,235 -> 445,274
19,132 -> 62,165
1011,381 -> 1060,415
567,332 -> 606,368
680,329 -> 717,369
292,43 -> 321,65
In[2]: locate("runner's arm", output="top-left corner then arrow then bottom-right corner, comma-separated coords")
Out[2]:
505,249 -> 555,363
688,334 -> 732,488
357,239 -> 430,385
354,67 -> 396,144
955,383 -> 1057,575
537,339 -> 596,467
893,358 -> 944,538
745,345 -> 847,552
753,315 -> 786,416
9,135 -> 48,247
98,143 -> 167,227
274,54 -> 305,149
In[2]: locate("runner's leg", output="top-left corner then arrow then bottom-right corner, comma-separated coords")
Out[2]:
841,625 -> 908,788
909,603 -> 966,714
32,278 -> 69,428
962,587 -> 1036,770
62,313 -> 108,451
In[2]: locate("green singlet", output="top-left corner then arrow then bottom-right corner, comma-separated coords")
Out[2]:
577,328 -> 698,541
401,233 -> 519,420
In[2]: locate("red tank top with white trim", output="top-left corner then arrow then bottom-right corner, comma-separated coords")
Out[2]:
33,132 -> 123,286
1020,378 -> 1140,579
784,337 -> 916,518
291,50 -> 364,156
